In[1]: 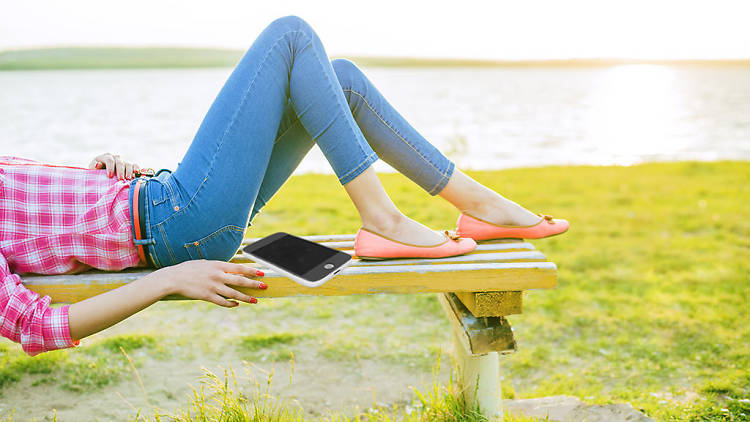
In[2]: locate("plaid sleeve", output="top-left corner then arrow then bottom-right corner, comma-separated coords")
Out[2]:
0,253 -> 79,356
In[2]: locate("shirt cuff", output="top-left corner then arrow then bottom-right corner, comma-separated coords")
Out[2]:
47,304 -> 80,349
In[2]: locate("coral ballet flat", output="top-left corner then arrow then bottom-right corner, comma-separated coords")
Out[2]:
456,212 -> 570,240
353,227 -> 477,260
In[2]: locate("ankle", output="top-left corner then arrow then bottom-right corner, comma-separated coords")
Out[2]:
458,189 -> 499,216
461,197 -> 499,218
440,169 -> 496,212
361,211 -> 403,234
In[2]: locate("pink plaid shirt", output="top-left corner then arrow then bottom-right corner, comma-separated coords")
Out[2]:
0,156 -> 142,356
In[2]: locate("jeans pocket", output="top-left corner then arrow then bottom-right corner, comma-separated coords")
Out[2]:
184,225 -> 246,261
149,180 -> 170,207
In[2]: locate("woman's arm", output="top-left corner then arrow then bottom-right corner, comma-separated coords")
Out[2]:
68,260 -> 265,341
1,253 -> 76,356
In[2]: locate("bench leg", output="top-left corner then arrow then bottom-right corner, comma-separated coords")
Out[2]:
451,329 -> 502,421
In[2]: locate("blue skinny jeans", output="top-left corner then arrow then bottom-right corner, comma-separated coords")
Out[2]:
129,15 -> 455,268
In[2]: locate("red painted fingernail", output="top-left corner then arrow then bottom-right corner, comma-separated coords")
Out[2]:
250,297 -> 258,304
258,282 -> 267,290
256,270 -> 264,276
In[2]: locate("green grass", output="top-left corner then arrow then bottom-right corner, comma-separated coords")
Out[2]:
0,47 -> 245,70
128,358 -> 508,422
0,160 -> 747,421
3,47 -> 749,71
237,332 -> 308,362
241,160 -> 750,421
0,333 -> 160,393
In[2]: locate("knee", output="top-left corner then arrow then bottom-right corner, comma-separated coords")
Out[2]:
331,58 -> 363,86
269,15 -> 313,33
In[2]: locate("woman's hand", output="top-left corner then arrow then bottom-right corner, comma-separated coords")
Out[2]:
68,259 -> 266,343
88,152 -> 140,180
155,260 -> 267,307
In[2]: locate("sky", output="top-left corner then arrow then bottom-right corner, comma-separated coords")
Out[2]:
1,0 -> 750,60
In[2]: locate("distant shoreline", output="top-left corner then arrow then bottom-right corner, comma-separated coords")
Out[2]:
1,47 -> 749,70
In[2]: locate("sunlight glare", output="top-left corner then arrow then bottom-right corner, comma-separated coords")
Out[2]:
586,65 -> 684,165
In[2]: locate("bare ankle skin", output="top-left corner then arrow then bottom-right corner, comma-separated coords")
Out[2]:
341,165 -> 542,245
438,168 -> 541,226
343,167 -> 450,246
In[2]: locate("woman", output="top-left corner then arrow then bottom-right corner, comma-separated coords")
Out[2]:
0,15 -> 568,356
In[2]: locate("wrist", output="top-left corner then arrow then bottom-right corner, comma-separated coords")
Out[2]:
144,269 -> 175,298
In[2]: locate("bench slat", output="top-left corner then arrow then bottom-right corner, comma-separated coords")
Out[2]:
22,234 -> 558,304
233,251 -> 548,266
24,262 -> 557,303
231,242 -> 541,263
242,234 -> 525,244
235,240 -> 537,253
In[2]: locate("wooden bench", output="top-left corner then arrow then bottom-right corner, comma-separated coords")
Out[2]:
23,234 -> 558,420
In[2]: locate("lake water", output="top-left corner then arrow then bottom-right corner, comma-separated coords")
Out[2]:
1,65 -> 749,176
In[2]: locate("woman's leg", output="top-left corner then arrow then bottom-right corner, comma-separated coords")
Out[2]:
246,57 -> 540,247
143,16 -> 375,266
142,15 -> 449,267
244,98 -> 314,225
329,59 -> 542,227
246,81 -> 446,247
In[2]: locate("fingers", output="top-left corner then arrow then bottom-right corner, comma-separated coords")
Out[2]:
220,261 -> 264,277
90,154 -> 112,174
90,153 -> 138,180
206,262 -> 265,308
216,284 -> 257,305
224,273 -> 266,290
114,154 -> 125,180
103,154 -> 116,177
207,294 -> 239,308
213,263 -> 265,307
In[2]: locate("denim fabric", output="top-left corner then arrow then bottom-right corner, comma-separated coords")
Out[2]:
129,15 -> 455,268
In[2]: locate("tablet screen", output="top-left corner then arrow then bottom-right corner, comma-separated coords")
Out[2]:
250,234 -> 338,276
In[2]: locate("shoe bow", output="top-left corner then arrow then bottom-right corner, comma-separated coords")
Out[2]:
444,229 -> 461,241
537,213 -> 556,224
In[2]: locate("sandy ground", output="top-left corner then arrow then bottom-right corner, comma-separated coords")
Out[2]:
0,350 -> 443,421
0,295 -> 452,421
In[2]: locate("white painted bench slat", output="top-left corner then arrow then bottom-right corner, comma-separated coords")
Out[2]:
235,241 -> 536,253
241,234 -> 525,246
337,251 -> 548,267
